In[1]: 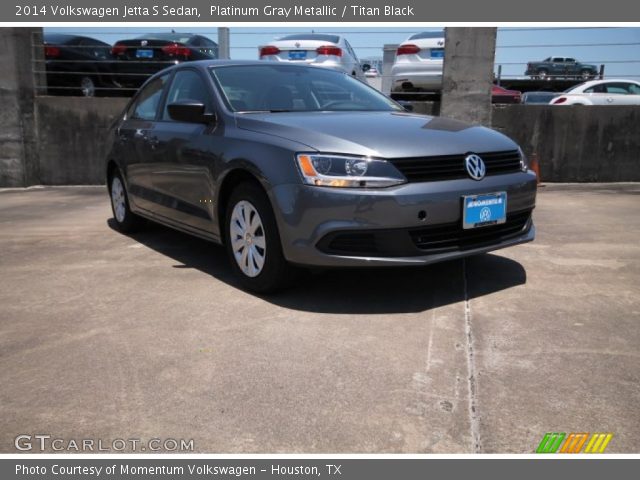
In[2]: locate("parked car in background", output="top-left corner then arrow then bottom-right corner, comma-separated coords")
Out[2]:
550,79 -> 640,105
492,85 -> 521,104
106,60 -> 536,293
365,66 -> 380,78
521,91 -> 560,104
390,31 -> 445,92
258,33 -> 368,80
111,32 -> 218,89
525,57 -> 598,80
43,33 -> 117,97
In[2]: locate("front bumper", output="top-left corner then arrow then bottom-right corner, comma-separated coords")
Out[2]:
269,171 -> 537,267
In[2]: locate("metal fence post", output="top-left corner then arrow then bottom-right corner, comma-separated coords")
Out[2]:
218,27 -> 230,60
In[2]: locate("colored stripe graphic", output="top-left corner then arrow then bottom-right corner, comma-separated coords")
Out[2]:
537,433 -> 613,453
585,433 -> 613,453
560,433 -> 589,453
536,433 -> 566,453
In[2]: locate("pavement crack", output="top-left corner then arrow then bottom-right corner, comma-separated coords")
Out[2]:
462,258 -> 481,453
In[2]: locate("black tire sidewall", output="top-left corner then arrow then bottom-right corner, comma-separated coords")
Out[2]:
109,170 -> 140,233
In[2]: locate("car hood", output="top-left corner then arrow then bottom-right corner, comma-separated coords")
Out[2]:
235,111 -> 518,158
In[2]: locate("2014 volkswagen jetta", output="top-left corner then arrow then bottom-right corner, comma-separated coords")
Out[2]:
106,60 -> 536,292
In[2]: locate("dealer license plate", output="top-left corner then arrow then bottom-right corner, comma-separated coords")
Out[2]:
288,50 -> 307,60
462,192 -> 507,229
136,49 -> 154,59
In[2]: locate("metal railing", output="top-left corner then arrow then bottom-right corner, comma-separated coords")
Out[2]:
31,27 -> 640,99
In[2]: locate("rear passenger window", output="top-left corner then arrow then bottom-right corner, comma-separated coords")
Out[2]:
128,74 -> 169,120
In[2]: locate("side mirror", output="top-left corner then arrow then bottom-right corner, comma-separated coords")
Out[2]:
361,63 -> 371,72
167,100 -> 215,124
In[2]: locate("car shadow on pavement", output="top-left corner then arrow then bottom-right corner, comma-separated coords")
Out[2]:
109,219 -> 527,314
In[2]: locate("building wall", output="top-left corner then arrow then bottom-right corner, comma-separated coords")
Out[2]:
3,97 -> 640,186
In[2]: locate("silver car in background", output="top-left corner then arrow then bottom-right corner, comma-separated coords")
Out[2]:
258,33 -> 368,80
391,31 -> 445,92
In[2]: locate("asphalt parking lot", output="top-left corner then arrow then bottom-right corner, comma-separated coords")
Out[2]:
1,184 -> 638,453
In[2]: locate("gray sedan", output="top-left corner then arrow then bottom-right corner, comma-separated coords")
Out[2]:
106,60 -> 537,292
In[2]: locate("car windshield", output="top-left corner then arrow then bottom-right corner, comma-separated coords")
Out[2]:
210,64 -> 403,113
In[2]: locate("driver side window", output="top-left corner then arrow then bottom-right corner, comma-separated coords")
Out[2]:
162,70 -> 212,121
127,74 -> 169,121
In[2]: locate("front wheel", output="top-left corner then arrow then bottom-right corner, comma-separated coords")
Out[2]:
225,182 -> 297,293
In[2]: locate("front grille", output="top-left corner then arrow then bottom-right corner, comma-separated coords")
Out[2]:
410,210 -> 532,253
389,150 -> 522,183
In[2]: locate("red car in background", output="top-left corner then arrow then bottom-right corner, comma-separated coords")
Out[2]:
492,85 -> 522,104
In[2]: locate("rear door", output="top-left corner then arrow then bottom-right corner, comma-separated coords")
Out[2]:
149,68 -> 220,234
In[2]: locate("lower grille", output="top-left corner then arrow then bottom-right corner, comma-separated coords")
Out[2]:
325,233 -> 378,255
410,210 -> 532,252
316,210 -> 533,257
389,150 -> 522,182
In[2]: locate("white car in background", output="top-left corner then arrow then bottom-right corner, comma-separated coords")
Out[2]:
258,33 -> 368,80
390,31 -> 445,92
550,79 -> 640,105
365,66 -> 380,78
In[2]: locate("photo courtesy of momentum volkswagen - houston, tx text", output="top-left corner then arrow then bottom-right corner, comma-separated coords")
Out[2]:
0,0 -> 639,477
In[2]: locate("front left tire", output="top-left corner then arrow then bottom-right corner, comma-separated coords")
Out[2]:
109,170 -> 143,233
224,181 -> 297,293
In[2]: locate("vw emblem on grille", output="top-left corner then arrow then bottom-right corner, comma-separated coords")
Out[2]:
141,40 -> 148,46
295,42 -> 301,48
465,154 -> 486,181
437,40 -> 444,46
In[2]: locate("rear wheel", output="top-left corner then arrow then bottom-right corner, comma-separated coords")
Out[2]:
80,76 -> 96,97
109,170 -> 143,233
225,182 -> 297,293
580,69 -> 592,80
537,69 -> 550,80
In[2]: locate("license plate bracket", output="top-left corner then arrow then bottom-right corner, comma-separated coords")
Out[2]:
462,192 -> 507,229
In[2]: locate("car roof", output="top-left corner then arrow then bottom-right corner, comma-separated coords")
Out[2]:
156,59 -> 334,74
43,33 -> 108,45
275,33 -> 341,43
577,79 -> 639,88
135,32 -> 198,39
408,31 -> 444,40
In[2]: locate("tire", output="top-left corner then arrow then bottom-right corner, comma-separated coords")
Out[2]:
225,181 -> 297,293
580,70 -> 592,80
109,169 -> 144,233
80,76 -> 96,97
537,69 -> 550,81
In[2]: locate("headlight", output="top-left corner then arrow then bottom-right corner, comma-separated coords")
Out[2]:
518,147 -> 528,172
296,154 -> 406,188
